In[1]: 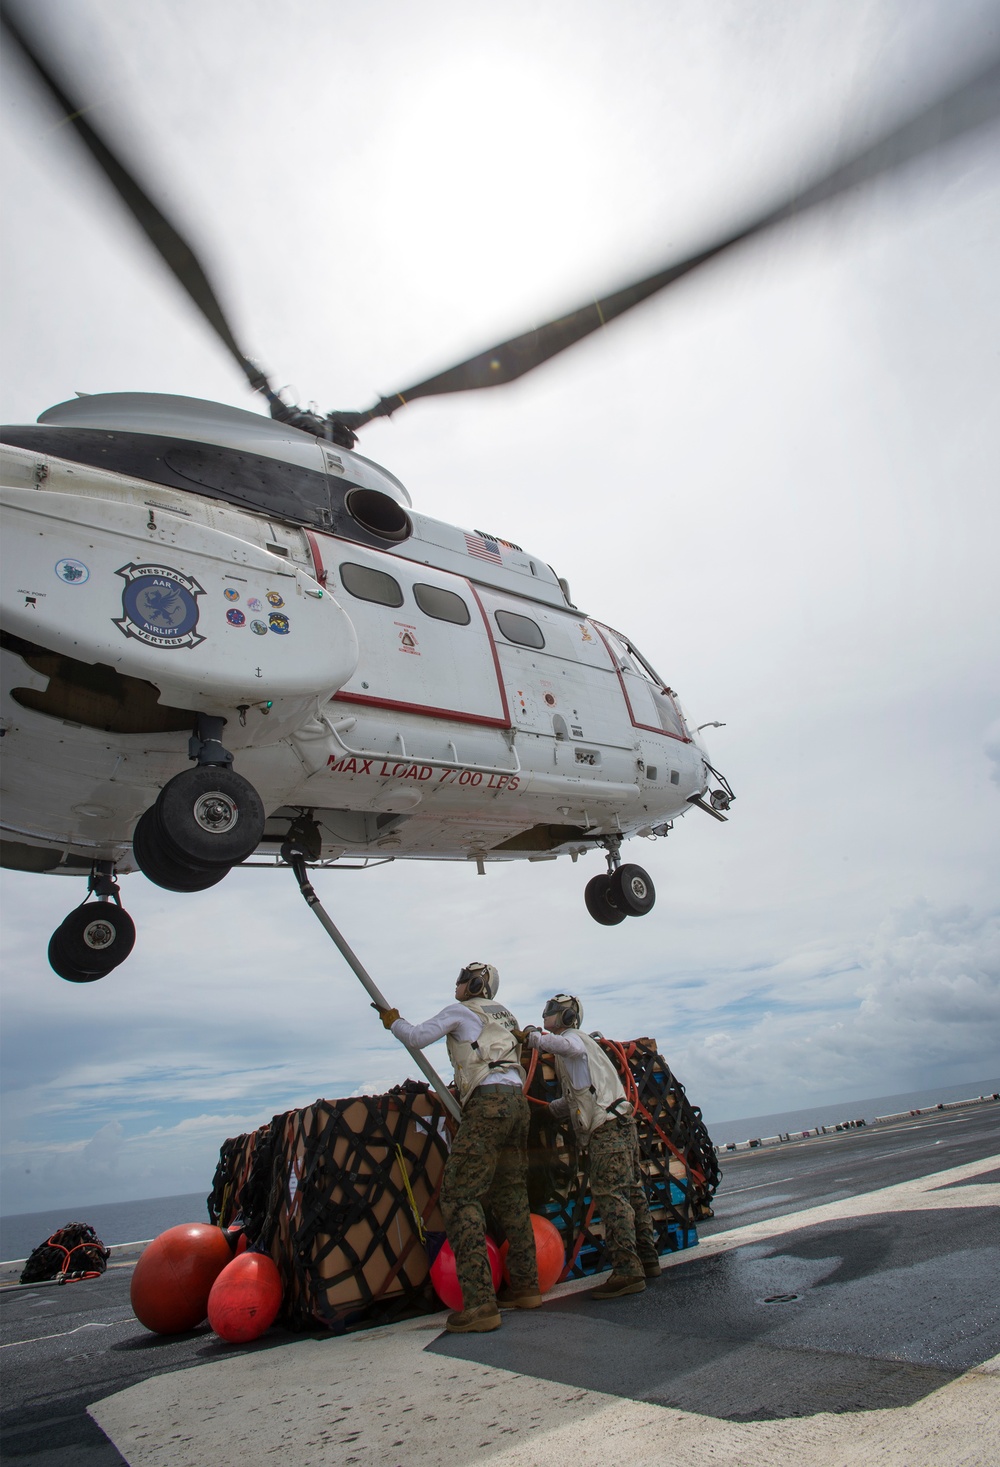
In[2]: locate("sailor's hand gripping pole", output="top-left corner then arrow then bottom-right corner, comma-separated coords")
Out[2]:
281,844 -> 462,1122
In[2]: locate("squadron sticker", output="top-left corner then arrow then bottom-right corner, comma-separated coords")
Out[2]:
55,558 -> 89,585
114,563 -> 205,649
226,608 -> 246,627
268,612 -> 290,635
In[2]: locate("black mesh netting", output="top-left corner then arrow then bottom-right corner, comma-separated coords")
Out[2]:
19,1222 -> 110,1284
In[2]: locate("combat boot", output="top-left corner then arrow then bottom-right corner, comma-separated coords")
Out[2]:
640,1256 -> 662,1279
496,1284 -> 543,1309
446,1301 -> 502,1332
591,1271 -> 646,1299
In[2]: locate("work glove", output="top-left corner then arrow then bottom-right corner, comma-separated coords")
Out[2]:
512,1024 -> 541,1044
372,1002 -> 401,1030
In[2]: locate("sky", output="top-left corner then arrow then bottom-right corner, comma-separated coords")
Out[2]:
1,0 -> 998,1214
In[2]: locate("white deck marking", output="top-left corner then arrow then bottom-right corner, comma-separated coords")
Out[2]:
1,1319 -> 131,1349
717,1176 -> 796,1195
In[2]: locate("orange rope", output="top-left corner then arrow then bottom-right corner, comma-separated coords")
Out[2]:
43,1235 -> 104,1282
598,1038 -> 706,1188
522,1041 -> 551,1105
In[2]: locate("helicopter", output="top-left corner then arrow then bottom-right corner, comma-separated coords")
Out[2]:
1,5 -> 997,985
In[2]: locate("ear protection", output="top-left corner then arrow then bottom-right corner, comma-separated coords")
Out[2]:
544,995 -> 582,1029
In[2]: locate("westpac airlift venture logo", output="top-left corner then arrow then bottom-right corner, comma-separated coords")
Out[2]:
114,563 -> 206,649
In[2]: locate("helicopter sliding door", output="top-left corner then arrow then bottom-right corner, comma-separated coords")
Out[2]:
322,546 -> 509,726
475,591 -> 634,749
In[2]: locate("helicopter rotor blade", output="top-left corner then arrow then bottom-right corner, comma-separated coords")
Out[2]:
0,1 -> 284,413
344,52 -> 1000,430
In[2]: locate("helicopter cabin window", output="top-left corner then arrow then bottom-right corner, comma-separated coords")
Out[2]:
413,583 -> 471,626
494,610 -> 545,649
339,562 -> 404,608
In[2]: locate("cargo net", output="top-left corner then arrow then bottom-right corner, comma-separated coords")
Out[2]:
207,1039 -> 718,1330
18,1222 -> 111,1285
523,1036 -> 719,1277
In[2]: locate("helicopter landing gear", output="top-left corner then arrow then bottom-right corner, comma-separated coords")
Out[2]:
584,873 -> 627,926
609,862 -> 656,916
48,864 -> 136,982
156,766 -> 265,868
132,807 -> 230,893
132,716 -> 266,892
585,840 -> 656,925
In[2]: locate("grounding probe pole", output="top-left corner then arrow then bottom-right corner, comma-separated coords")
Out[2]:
282,844 -> 462,1122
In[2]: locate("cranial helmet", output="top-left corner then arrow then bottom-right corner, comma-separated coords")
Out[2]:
459,961 -> 499,1000
543,994 -> 582,1030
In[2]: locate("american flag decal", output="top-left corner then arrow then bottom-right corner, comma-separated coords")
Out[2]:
464,531 -> 503,564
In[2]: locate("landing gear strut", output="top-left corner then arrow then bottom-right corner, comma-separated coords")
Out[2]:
132,715 -> 266,893
584,838 -> 656,926
48,863 -> 136,982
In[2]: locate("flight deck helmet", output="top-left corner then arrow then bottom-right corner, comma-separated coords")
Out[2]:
543,994 -> 583,1031
458,961 -> 499,999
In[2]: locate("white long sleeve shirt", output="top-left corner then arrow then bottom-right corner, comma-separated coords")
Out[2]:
392,1003 -> 522,1088
527,1027 -> 592,1090
527,1028 -> 593,1118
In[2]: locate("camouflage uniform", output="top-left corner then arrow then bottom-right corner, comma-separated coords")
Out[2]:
440,1086 -> 539,1308
587,1115 -> 658,1275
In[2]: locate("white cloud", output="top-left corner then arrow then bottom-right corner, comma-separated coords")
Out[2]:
985,719 -> 1000,790
669,901 -> 1000,1117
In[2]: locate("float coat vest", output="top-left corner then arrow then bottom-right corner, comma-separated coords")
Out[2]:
446,999 -> 525,1106
554,1032 -> 631,1144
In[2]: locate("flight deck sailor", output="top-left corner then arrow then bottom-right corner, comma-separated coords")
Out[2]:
376,962 -> 540,1333
524,994 -> 660,1297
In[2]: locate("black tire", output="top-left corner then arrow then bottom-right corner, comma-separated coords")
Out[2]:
132,807 -> 231,892
47,936 -> 105,983
584,872 -> 627,926
51,901 -> 136,972
155,766 -> 265,867
609,864 -> 656,916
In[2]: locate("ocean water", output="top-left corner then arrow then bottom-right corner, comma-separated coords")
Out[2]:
3,1077 -> 997,1262
1,1191 -> 209,1265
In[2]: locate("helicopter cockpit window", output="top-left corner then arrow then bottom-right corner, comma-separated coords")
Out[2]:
494,609 -> 545,649
413,583 -> 471,625
339,562 -> 404,608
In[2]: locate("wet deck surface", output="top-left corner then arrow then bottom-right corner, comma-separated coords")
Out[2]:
432,1204 -> 998,1419
2,1103 -> 997,1464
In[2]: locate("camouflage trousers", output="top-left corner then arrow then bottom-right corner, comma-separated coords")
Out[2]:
588,1116 -> 658,1275
440,1085 -> 538,1309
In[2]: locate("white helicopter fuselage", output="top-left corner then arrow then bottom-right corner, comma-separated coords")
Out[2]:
1,393 -> 710,877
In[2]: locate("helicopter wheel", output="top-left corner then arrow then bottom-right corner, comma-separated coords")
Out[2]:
155,767 -> 265,868
609,864 -> 656,917
584,873 -> 627,926
47,900 -> 136,982
132,807 -> 231,892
